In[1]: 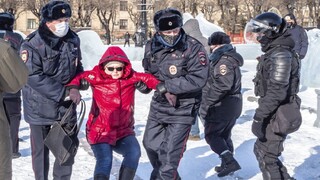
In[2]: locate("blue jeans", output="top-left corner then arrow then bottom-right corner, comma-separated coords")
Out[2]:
190,116 -> 204,136
90,135 -> 141,176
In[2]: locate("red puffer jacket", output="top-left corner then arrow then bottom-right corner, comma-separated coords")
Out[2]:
68,46 -> 159,145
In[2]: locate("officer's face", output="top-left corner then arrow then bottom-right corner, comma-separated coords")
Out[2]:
160,27 -> 181,36
46,17 -> 70,32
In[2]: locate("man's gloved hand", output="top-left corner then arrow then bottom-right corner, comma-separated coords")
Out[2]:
69,88 -> 81,105
79,78 -> 90,90
251,120 -> 266,141
165,92 -> 177,107
135,81 -> 152,94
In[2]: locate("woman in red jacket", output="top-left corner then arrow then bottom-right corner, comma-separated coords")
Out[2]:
68,46 -> 159,180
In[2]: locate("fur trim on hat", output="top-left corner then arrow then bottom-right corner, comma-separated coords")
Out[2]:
154,8 -> 183,31
0,12 -> 14,31
41,1 -> 71,23
208,32 -> 231,45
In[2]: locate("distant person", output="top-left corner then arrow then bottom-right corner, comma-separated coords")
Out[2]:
68,46 -> 159,180
0,12 -> 24,159
124,31 -> 130,47
246,12 -> 301,179
0,18 -> 28,180
284,13 -> 308,60
20,1 -> 84,179
183,18 -> 210,141
137,8 -> 209,179
199,32 -> 243,177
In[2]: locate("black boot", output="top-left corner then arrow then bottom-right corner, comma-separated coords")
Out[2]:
94,174 -> 109,180
119,165 -> 136,180
214,159 -> 226,173
217,150 -> 241,177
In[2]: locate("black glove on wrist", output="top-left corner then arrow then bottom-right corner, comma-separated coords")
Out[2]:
69,88 -> 81,105
79,78 -> 90,90
156,82 -> 167,94
251,120 -> 266,142
164,92 -> 177,107
135,81 -> 152,94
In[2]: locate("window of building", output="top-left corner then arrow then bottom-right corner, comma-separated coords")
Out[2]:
120,1 -> 128,11
27,19 -> 37,29
119,19 -> 128,30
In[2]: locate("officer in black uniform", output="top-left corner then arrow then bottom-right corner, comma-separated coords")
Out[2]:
138,8 -> 209,180
245,12 -> 300,180
20,1 -> 84,179
199,31 -> 243,177
0,12 -> 24,159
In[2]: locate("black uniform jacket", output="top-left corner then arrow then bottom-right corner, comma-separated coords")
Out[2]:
199,44 -> 243,121
143,30 -> 209,124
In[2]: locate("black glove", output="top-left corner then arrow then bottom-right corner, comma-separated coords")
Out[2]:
251,120 -> 266,142
69,88 -> 81,105
156,82 -> 167,94
135,81 -> 152,94
164,92 -> 177,107
79,78 -> 90,90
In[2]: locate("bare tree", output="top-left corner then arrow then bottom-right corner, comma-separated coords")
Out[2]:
94,0 -> 118,45
0,0 -> 26,20
25,0 -> 50,21
69,0 -> 96,27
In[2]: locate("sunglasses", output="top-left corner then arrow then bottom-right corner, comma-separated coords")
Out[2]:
106,67 -> 124,71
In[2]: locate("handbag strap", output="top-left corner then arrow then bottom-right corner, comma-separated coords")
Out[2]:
75,99 -> 86,134
60,99 -> 86,135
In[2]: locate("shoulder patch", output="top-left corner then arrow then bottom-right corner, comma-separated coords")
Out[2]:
198,51 -> 207,66
219,64 -> 227,75
21,50 -> 28,63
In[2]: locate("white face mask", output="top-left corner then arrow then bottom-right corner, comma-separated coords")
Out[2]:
53,22 -> 69,37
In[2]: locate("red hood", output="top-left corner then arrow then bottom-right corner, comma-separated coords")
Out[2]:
98,46 -> 132,78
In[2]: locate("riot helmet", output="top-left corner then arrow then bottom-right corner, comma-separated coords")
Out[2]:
0,12 -> 15,31
244,12 -> 287,44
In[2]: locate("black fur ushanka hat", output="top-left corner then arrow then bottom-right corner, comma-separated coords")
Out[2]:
41,0 -> 71,23
153,8 -> 183,31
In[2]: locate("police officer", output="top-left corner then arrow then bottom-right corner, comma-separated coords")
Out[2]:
0,14 -> 28,180
199,32 -> 243,177
20,1 -> 83,179
246,12 -> 300,180
284,13 -> 308,60
139,8 -> 209,179
0,12 -> 24,159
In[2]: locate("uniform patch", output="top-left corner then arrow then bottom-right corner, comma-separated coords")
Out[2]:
169,65 -> 177,75
219,64 -> 227,75
21,50 -> 28,63
198,51 -> 207,66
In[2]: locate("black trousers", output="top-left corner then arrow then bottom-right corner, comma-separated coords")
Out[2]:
143,119 -> 190,180
3,98 -> 21,153
253,118 -> 291,180
204,116 -> 238,155
29,124 -> 72,180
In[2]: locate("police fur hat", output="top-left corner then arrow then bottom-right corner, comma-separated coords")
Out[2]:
41,0 -> 72,23
208,32 -> 231,45
153,8 -> 183,31
0,12 -> 14,31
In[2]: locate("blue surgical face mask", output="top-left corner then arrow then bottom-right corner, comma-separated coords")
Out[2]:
53,22 -> 69,37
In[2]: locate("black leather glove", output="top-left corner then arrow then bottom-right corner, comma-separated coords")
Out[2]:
251,120 -> 266,142
164,92 -> 177,107
79,78 -> 90,90
135,81 -> 152,94
156,82 -> 167,94
69,88 -> 81,105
